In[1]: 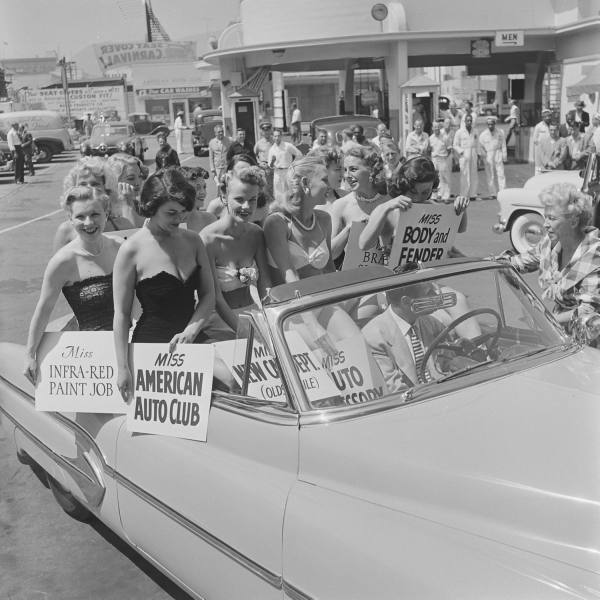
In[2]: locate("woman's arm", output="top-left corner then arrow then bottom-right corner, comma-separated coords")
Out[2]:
169,236 -> 216,350
358,197 -> 411,250
318,211 -> 336,274
254,228 -> 272,297
264,213 -> 299,283
113,241 -> 137,401
330,198 -> 352,259
52,220 -> 75,252
23,255 -> 70,384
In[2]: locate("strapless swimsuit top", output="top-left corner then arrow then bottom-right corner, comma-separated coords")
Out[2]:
215,260 -> 259,293
62,273 -> 114,331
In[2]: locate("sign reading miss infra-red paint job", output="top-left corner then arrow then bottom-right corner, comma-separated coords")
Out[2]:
128,344 -> 214,441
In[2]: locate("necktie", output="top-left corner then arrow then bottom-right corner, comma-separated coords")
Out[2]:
408,326 -> 432,384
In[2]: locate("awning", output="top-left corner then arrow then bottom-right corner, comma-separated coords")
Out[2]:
567,63 -> 600,98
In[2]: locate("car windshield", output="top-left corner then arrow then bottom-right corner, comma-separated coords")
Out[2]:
92,125 -> 129,138
280,267 -> 568,410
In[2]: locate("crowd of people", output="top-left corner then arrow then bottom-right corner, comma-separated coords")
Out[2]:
6,121 -> 37,184
21,103 -> 600,392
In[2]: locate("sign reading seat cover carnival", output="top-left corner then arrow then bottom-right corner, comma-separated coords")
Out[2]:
388,204 -> 462,270
94,41 -> 196,71
128,344 -> 214,442
35,332 -> 124,413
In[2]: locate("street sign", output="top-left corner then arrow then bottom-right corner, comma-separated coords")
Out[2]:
495,31 -> 524,47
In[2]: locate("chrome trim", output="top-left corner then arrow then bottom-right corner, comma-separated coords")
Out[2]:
0,401 -> 106,507
283,580 -> 314,600
113,470 -> 283,589
212,392 -> 299,425
298,345 -> 579,426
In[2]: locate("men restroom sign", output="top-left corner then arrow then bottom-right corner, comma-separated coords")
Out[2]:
495,31 -> 524,47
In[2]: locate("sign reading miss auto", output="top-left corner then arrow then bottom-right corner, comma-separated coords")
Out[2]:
27,86 -> 128,119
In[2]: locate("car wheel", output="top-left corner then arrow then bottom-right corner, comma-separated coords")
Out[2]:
35,144 -> 53,163
509,213 -> 545,253
46,474 -> 92,522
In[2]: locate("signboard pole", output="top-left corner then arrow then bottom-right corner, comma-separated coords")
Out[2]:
58,57 -> 72,125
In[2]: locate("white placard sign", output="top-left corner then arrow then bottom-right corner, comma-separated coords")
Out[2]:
494,31 -> 524,47
388,204 -> 462,271
342,222 -> 390,271
35,332 -> 125,413
128,344 -> 214,441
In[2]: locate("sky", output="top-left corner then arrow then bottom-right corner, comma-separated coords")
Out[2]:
0,0 -> 240,60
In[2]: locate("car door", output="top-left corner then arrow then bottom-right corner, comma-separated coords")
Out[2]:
115,318 -> 299,600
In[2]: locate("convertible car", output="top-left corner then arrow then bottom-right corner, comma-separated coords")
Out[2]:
1,261 -> 600,599
493,150 -> 599,252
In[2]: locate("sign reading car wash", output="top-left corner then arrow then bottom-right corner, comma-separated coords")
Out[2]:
136,86 -> 203,99
128,344 -> 214,442
495,31 -> 524,47
26,85 -> 128,120
35,332 -> 125,414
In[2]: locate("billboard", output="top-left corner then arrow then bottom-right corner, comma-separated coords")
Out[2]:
26,85 -> 128,119
94,41 -> 196,71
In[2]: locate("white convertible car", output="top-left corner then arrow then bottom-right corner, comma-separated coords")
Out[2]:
1,261 -> 600,599
494,151 -> 599,252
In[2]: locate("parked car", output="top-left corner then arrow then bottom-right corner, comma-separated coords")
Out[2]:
493,151 -> 600,252
309,114 -> 383,147
2,261 -> 600,598
127,112 -> 170,137
0,110 -> 73,163
80,122 -> 147,160
191,109 -> 222,157
0,131 -> 45,173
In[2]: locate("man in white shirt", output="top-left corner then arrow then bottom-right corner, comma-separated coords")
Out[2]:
268,129 -> 302,201
254,121 -> 275,199
478,116 -> 507,199
453,114 -> 479,200
312,128 -> 329,150
429,121 -> 452,202
290,103 -> 302,145
533,108 -> 553,172
174,110 -> 186,155
208,125 -> 231,186
7,122 -> 25,184
460,100 -> 477,127
504,99 -> 520,146
370,123 -> 389,148
405,120 -> 429,159
583,112 -> 600,155
539,123 -> 568,170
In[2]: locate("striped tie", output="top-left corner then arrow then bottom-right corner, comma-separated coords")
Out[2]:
409,326 -> 432,384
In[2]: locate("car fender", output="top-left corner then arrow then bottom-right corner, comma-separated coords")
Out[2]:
32,136 -> 64,154
497,188 -> 544,226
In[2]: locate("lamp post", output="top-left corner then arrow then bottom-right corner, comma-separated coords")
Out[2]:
57,57 -> 72,126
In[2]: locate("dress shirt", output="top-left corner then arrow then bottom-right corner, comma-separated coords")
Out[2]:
208,137 -> 231,172
405,131 -> 430,157
429,133 -> 451,158
7,129 -> 21,151
268,141 -> 301,169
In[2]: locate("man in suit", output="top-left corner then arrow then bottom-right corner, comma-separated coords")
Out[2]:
362,281 -> 446,393
539,124 -> 568,170
566,100 -> 590,134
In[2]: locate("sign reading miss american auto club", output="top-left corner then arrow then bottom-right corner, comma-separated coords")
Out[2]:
128,344 -> 214,442
35,332 -> 125,413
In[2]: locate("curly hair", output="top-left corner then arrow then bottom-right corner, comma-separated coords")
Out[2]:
231,165 -> 266,188
539,182 -> 593,229
307,146 -> 341,168
106,152 -> 149,182
388,155 -> 439,197
60,185 -> 111,213
343,145 -> 387,194
137,166 -> 196,217
62,157 -> 118,212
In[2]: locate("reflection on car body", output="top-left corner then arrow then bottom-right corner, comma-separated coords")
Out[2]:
1,260 -> 600,599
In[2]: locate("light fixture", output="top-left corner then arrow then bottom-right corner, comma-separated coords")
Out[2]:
371,3 -> 388,21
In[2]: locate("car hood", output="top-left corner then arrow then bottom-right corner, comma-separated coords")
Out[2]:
298,347 -> 600,574
523,170 -> 583,192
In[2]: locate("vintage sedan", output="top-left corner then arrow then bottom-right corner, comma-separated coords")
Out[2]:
493,151 -> 599,252
1,261 -> 600,599
309,114 -> 383,147
80,122 -> 147,160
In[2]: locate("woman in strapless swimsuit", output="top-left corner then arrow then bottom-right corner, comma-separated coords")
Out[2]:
53,157 -> 134,250
264,155 -> 335,285
201,166 -> 271,338
23,186 -> 122,384
113,167 -> 216,401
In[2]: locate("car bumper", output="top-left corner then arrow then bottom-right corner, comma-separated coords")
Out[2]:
492,217 -> 507,234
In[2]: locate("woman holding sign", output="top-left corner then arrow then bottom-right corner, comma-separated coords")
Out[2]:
24,186 -> 122,384
201,166 -> 271,337
113,167 -> 216,400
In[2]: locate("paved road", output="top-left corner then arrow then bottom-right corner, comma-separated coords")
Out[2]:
0,144 -> 536,599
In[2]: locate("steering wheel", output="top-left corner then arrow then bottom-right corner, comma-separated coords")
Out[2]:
419,308 -> 502,381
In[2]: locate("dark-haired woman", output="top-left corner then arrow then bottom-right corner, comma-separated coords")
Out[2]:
330,146 -> 389,264
24,186 -> 121,384
113,166 -> 215,400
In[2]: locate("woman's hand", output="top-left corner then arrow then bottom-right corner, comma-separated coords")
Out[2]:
23,356 -> 38,385
168,327 -> 198,352
118,182 -> 136,203
117,366 -> 133,402
386,196 -> 412,212
453,195 -> 469,215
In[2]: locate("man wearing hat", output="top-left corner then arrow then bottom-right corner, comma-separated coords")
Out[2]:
254,121 -> 274,199
533,109 -> 553,172
567,100 -> 590,134
174,110 -> 186,155
478,116 -> 507,199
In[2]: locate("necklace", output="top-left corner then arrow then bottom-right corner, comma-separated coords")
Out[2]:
356,192 -> 382,204
78,239 -> 105,257
291,213 -> 316,231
